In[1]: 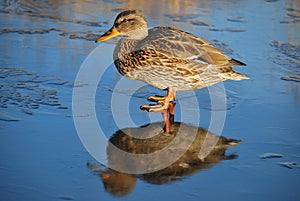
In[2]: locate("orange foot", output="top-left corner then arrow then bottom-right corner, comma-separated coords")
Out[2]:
140,87 -> 176,133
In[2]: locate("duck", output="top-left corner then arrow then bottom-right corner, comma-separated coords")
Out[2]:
95,10 -> 248,133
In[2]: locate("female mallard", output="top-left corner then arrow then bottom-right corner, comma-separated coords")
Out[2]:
95,10 -> 248,133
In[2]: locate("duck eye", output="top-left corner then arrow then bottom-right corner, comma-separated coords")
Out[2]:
115,18 -> 135,27
120,19 -> 127,24
120,18 -> 135,24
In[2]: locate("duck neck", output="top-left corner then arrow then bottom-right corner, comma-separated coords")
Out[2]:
113,38 -> 140,61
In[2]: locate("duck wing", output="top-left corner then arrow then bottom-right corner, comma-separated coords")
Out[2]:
135,26 -> 245,66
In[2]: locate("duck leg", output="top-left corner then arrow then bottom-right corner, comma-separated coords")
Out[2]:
162,109 -> 171,133
140,87 -> 176,112
168,101 -> 175,124
162,101 -> 176,133
140,88 -> 176,133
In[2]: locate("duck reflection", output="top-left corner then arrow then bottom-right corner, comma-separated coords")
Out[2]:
87,122 -> 241,197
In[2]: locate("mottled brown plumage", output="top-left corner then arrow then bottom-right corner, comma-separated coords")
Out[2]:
95,10 -> 248,133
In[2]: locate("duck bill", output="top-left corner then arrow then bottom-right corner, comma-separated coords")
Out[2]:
95,27 -> 120,43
